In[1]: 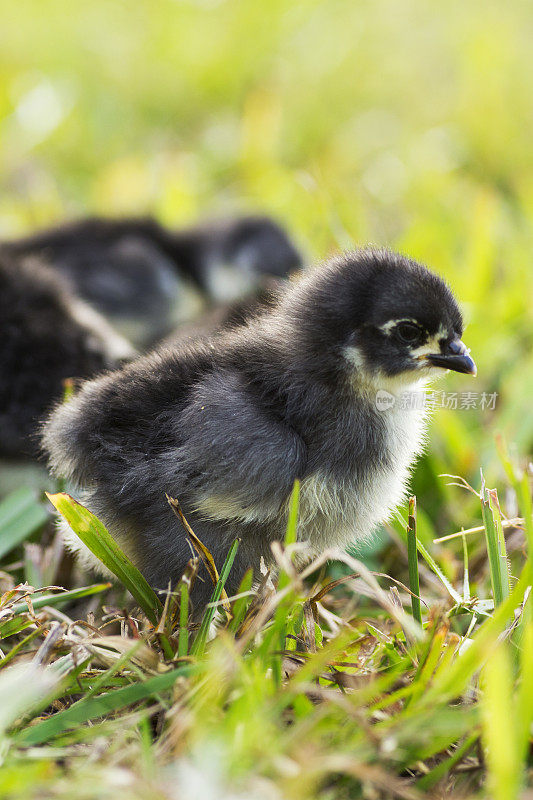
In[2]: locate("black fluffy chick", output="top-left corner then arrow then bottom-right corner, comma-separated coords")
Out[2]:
42,248 -> 476,609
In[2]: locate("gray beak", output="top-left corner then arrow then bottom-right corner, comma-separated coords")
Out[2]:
426,339 -> 477,376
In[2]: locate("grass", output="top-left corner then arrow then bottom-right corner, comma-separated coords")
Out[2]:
0,455 -> 531,798
406,497 -> 422,626
1,0 -> 533,796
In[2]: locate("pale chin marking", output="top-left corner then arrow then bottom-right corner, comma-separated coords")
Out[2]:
343,344 -> 440,393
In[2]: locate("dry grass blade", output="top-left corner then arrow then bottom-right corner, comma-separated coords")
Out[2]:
434,517 -> 524,543
311,571 -> 427,608
85,636 -> 164,673
300,548 -> 425,641
32,622 -> 65,665
166,494 -> 231,614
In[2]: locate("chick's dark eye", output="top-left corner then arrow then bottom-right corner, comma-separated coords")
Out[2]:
396,322 -> 423,345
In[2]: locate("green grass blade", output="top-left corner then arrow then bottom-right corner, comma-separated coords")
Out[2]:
285,478 -> 300,546
277,479 -> 300,595
462,532 -> 471,601
393,513 -> 462,603
228,568 -> 254,635
415,537 -> 462,603
0,488 -> 49,561
481,643 -> 521,800
270,480 -> 302,684
190,538 -> 240,657
406,496 -> 422,624
46,493 -> 162,625
517,615 -> 533,765
497,436 -> 533,554
0,628 -> 41,668
422,562 -> 532,707
480,480 -> 510,606
14,664 -> 197,746
0,617 -> 35,640
516,471 -> 533,554
177,581 -> 190,658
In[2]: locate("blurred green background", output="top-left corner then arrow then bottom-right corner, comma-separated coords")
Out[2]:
1,0 -> 532,545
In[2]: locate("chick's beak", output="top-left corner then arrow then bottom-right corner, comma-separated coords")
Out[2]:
426,339 -> 477,376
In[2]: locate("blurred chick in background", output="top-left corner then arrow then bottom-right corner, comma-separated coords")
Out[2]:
4,215 -> 302,348
0,213 -> 301,467
0,249 -> 134,461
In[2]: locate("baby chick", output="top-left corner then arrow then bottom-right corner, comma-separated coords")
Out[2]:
42,248 -> 476,609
